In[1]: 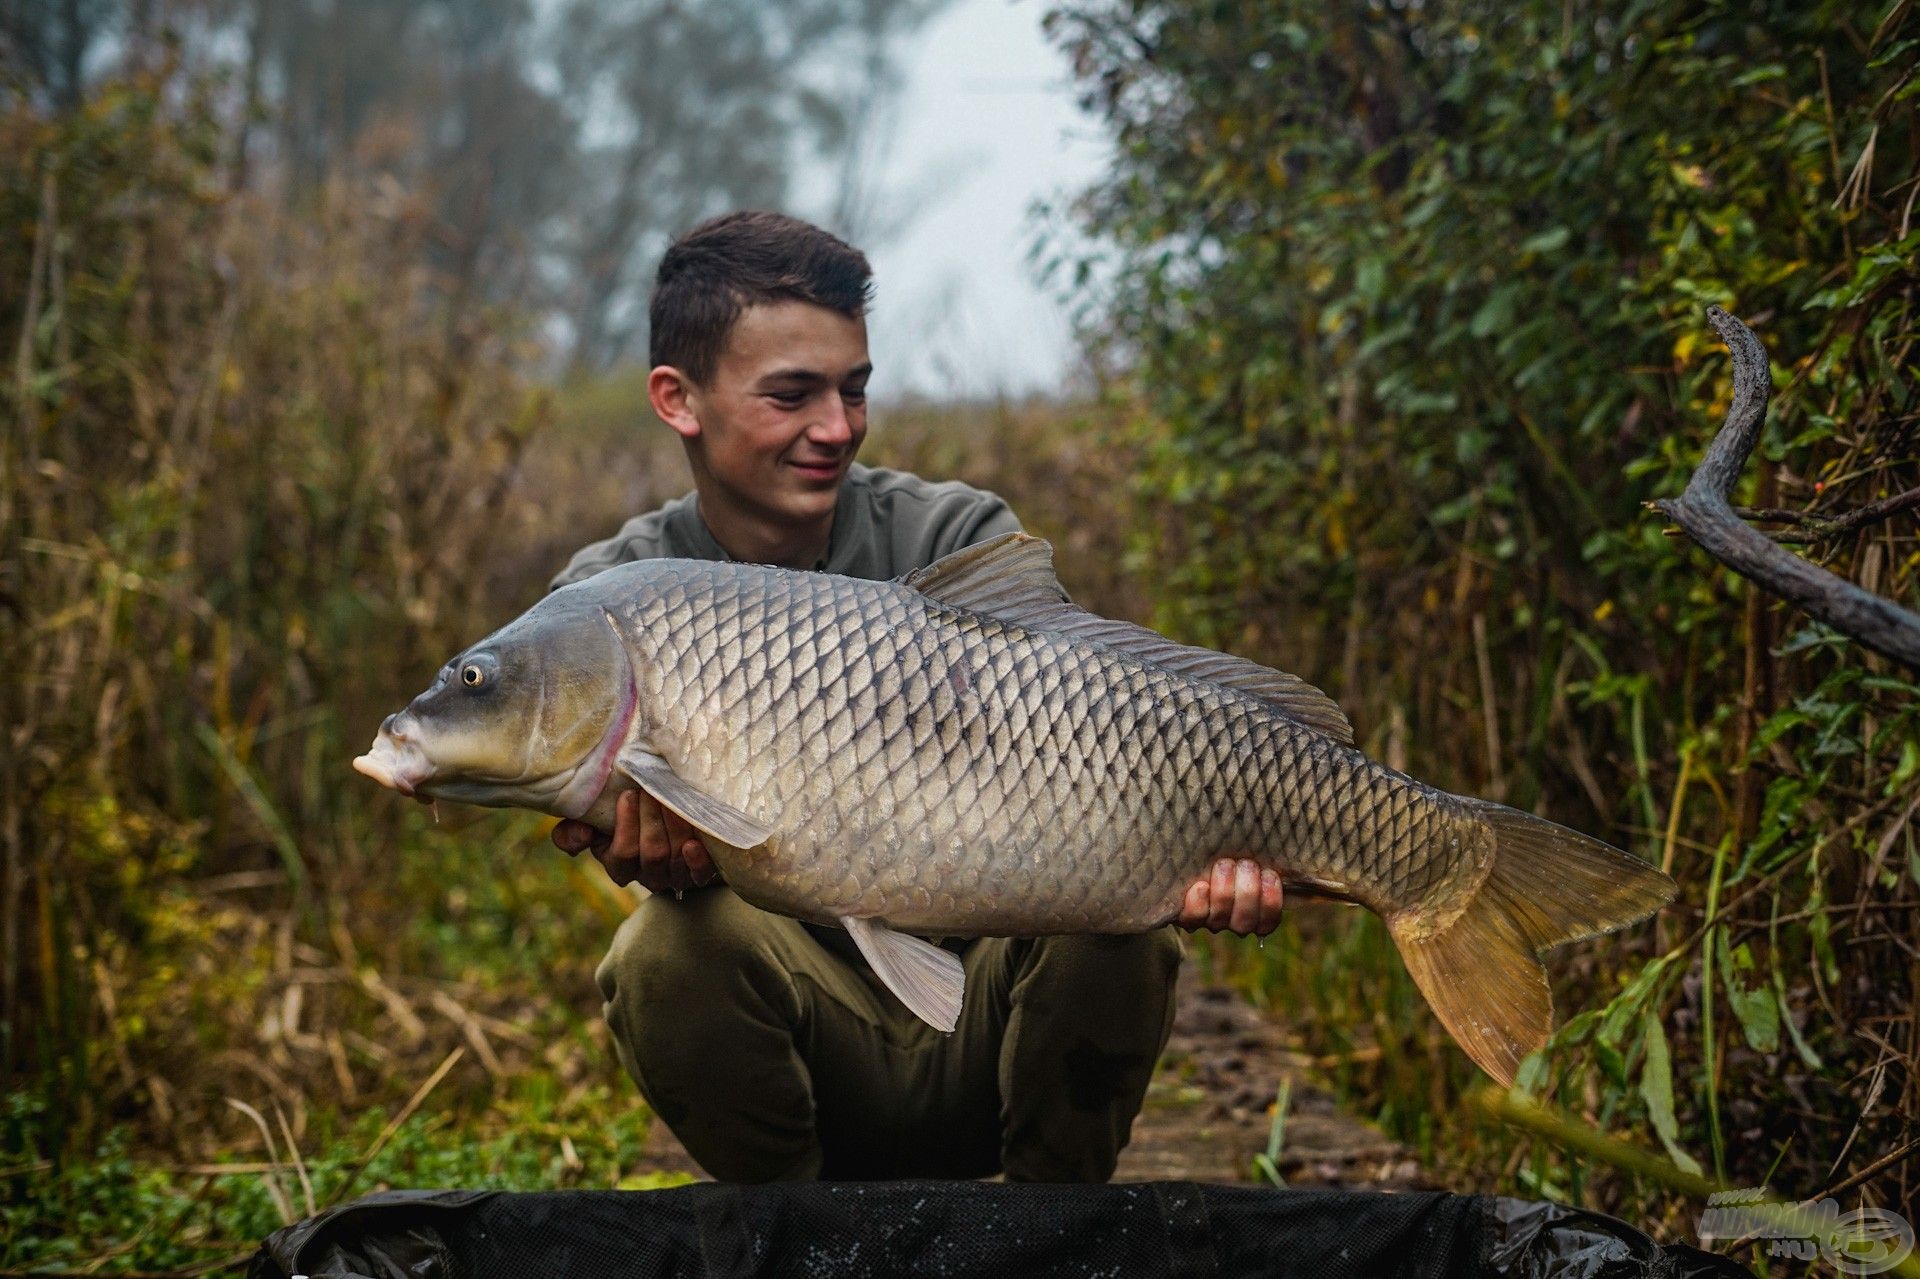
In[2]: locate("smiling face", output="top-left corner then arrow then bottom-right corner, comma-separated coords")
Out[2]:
651,300 -> 871,561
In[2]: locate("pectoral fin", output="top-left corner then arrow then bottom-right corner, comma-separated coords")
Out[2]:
615,748 -> 773,849
841,916 -> 965,1032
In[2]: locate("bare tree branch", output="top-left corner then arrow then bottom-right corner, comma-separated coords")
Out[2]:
1651,306 -> 1920,671
1735,486 -> 1920,544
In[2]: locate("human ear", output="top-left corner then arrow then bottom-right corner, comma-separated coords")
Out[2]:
647,366 -> 701,441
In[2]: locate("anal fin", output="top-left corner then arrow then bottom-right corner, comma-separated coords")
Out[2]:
841,916 -> 965,1032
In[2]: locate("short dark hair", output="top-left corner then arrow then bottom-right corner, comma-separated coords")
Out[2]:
649,211 -> 874,385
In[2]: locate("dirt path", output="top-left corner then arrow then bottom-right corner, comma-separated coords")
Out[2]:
1114,972 -> 1428,1187
630,966 -> 1427,1188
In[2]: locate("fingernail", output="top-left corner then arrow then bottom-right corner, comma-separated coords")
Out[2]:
1261,869 -> 1279,891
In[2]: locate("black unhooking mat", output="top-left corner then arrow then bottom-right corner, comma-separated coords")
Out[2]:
245,1182 -> 1754,1279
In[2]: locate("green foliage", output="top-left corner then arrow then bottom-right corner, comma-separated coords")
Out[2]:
0,63 -> 631,1181
3,1083 -> 654,1272
1049,0 -> 1918,1225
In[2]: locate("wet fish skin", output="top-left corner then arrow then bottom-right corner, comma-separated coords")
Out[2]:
356,534 -> 1675,1084
619,558 -> 1474,935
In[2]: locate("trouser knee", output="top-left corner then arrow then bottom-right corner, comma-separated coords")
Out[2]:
597,888 -> 791,1014
595,890 -> 806,1116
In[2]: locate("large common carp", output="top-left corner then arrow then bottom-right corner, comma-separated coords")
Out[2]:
355,534 -> 1673,1085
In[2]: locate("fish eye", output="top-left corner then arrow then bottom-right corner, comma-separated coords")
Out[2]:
461,663 -> 486,688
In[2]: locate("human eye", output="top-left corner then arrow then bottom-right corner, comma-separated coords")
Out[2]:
842,381 -> 869,405
766,388 -> 809,408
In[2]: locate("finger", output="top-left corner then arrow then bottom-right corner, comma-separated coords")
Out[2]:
680,837 -> 718,887
664,843 -> 696,893
1257,869 -> 1284,936
631,792 -> 676,890
654,808 -> 721,888
593,845 -> 634,887
660,808 -> 699,851
596,792 -> 651,889
1207,859 -> 1235,931
551,819 -> 601,856
1228,859 -> 1260,935
653,808 -> 699,892
1177,878 -> 1210,929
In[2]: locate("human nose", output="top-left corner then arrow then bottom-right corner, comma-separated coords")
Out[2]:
808,394 -> 856,447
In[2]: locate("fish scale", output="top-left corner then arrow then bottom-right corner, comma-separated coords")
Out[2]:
355,532 -> 1675,1084
613,560 -> 1470,935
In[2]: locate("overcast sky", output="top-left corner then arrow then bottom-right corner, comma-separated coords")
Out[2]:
860,0 -> 1112,401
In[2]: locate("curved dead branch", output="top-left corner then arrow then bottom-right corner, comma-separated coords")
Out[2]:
1651,306 -> 1920,672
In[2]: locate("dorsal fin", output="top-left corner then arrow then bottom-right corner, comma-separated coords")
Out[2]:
901,534 -> 1353,745
899,532 -> 1070,617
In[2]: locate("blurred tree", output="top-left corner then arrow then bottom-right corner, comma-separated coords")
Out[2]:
551,0 -> 949,370
0,0 -> 119,108
2,0 -> 949,370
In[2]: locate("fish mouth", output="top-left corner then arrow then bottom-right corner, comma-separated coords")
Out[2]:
353,736 -> 427,798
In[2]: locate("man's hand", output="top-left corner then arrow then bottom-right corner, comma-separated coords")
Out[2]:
552,789 -> 721,893
1178,858 -> 1283,936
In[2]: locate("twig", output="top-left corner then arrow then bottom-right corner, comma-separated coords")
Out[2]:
1808,1135 -> 1920,1204
1739,486 -> 1920,545
1650,307 -> 1920,670
428,990 -> 505,1079
1471,614 -> 1505,800
221,1100 -> 293,1226
323,1045 -> 464,1209
354,967 -> 428,1045
1735,486 -> 1920,540
273,1103 -> 316,1219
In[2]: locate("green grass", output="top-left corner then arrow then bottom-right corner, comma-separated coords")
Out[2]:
4,1082 -> 660,1274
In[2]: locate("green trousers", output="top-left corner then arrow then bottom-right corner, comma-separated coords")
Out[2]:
596,886 -> 1183,1183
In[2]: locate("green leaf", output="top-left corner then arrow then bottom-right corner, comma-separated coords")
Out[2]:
1639,1010 -> 1703,1176
1886,739 -> 1919,796
1512,1048 -> 1552,1098
1469,285 -> 1519,339
1771,970 -> 1823,1071
1521,226 -> 1571,254
1716,933 -> 1780,1055
1596,1039 -> 1628,1087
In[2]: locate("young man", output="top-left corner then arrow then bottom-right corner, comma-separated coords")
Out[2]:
550,211 -> 1282,1183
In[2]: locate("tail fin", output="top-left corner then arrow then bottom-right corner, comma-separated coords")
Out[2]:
1387,800 -> 1676,1086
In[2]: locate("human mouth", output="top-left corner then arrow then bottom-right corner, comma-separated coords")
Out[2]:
787,457 -> 844,481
